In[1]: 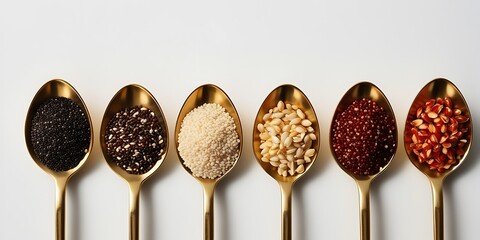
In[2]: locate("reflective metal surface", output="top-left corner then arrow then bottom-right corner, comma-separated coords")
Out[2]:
329,81 -> 398,240
404,78 -> 473,240
100,84 -> 169,240
174,84 -> 243,240
253,84 -> 320,240
25,79 -> 94,240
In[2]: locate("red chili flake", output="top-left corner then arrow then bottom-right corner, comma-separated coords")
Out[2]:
332,98 -> 396,175
409,97 -> 469,172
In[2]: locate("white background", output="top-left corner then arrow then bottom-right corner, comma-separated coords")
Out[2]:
1,0 -> 479,240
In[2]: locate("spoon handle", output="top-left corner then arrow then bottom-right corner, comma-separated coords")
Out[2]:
202,182 -> 216,240
430,178 -> 444,240
128,181 -> 142,240
279,182 -> 293,240
357,181 -> 371,240
54,177 -> 68,240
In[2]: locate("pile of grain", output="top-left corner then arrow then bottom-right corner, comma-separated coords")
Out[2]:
178,103 -> 240,179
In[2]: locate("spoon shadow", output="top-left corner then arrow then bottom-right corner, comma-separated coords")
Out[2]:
212,140 -> 251,240
141,182 -> 157,240
368,128 -> 412,240
141,171 -> 171,239
370,180 -> 386,240
291,134 -> 331,240
443,180 -> 457,240
68,140 -> 104,240
403,78 -> 475,240
68,177 -> 82,240
141,140 -> 179,240
215,178 -> 232,240
132,91 -> 175,240
292,184 -> 307,240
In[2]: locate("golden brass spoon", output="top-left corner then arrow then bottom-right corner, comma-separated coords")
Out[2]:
253,84 -> 320,240
329,82 -> 398,240
175,84 -> 243,240
25,79 -> 94,240
100,84 -> 169,240
404,78 -> 473,240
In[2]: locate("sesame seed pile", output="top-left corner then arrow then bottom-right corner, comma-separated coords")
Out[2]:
105,106 -> 165,175
257,100 -> 316,177
178,103 -> 240,179
332,98 -> 396,175
30,97 -> 91,172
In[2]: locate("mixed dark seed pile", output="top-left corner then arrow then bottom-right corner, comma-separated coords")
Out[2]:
105,106 -> 165,174
332,98 -> 396,175
30,97 -> 91,172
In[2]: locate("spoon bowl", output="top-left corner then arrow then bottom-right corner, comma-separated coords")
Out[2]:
100,84 -> 169,182
25,79 -> 93,240
175,84 -> 243,240
330,81 -> 398,181
404,78 -> 472,240
404,78 -> 473,178
100,84 -> 168,240
253,84 -> 320,240
329,81 -> 398,240
25,79 -> 94,177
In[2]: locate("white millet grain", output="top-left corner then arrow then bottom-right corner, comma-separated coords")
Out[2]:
178,103 -> 240,179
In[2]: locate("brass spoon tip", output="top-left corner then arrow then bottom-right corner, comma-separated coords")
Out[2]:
404,78 -> 473,179
253,84 -> 320,183
174,83 -> 243,184
329,81 -> 398,181
100,83 -> 169,183
25,79 -> 94,178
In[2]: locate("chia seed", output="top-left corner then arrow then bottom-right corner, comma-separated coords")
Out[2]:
30,97 -> 91,172
105,106 -> 166,175
332,98 -> 396,175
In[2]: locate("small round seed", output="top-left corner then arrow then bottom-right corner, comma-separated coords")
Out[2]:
304,149 -> 315,157
277,101 -> 285,111
263,112 -> 272,121
271,113 -> 285,119
301,119 -> 312,127
281,132 -> 289,142
295,126 -> 306,133
296,109 -> 305,119
284,137 -> 293,147
286,148 -> 296,154
290,118 -> 301,125
295,148 -> 304,158
295,164 -> 305,173
261,148 -> 269,155
270,118 -> 282,126
286,113 -> 298,120
296,159 -> 305,165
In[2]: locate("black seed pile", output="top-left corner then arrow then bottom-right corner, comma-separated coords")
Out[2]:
30,97 -> 91,172
105,106 -> 165,174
